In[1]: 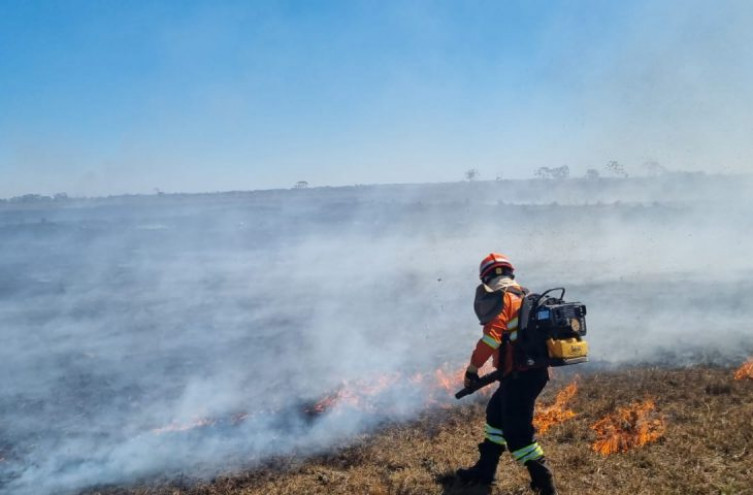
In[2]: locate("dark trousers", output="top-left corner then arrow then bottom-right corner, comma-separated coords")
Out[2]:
486,367 -> 549,453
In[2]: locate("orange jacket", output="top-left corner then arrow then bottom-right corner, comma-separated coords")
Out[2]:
469,283 -> 524,377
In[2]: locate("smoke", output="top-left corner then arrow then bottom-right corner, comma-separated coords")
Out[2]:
570,0 -> 753,175
0,175 -> 751,494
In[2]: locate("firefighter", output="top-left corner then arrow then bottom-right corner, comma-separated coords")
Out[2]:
456,253 -> 558,494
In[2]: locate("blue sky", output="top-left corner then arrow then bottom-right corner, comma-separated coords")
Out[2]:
1,0 -> 752,197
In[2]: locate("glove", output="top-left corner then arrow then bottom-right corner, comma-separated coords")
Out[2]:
464,369 -> 480,388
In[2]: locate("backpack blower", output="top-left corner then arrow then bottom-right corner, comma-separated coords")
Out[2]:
516,287 -> 588,368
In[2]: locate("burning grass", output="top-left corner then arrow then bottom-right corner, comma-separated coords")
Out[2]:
734,357 -> 753,380
590,399 -> 666,455
146,364 -> 484,438
304,364 -> 494,418
533,381 -> 578,434
82,366 -> 753,495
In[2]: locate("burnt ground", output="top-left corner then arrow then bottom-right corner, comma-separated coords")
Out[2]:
81,366 -> 753,495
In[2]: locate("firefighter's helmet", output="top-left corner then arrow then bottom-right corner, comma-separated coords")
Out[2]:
479,253 -> 514,282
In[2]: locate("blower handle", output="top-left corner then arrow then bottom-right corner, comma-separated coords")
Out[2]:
536,287 -> 566,304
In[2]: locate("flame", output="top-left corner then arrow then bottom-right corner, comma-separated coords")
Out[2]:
591,399 -> 666,455
151,417 -> 216,435
305,363 -> 495,415
533,382 -> 578,434
305,373 -> 404,415
152,362 -> 494,434
434,367 -> 465,393
734,358 -> 753,380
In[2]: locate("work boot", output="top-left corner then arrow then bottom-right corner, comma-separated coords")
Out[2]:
456,440 -> 505,485
525,457 -> 558,495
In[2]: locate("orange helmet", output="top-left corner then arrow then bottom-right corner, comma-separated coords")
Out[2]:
479,253 -> 514,281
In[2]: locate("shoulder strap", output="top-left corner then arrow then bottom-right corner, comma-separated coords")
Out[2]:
504,285 -> 529,297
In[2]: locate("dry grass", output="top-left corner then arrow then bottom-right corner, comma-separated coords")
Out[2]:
85,366 -> 753,495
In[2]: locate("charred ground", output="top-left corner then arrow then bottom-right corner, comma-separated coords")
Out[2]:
84,365 -> 753,495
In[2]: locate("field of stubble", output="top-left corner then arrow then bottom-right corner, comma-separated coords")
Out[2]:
84,365 -> 753,495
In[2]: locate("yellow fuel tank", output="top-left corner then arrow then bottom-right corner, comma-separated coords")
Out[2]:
547,337 -> 589,359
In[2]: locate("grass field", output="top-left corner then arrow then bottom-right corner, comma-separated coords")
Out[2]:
85,365 -> 753,495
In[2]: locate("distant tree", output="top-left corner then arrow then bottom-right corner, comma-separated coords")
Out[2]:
643,160 -> 666,177
53,193 -> 69,201
605,160 -> 629,178
465,169 -> 479,181
535,165 -> 569,180
551,165 -> 569,179
10,194 -> 50,203
293,180 -> 309,189
586,169 -> 600,180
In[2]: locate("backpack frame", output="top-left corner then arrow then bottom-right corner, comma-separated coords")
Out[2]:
514,287 -> 589,368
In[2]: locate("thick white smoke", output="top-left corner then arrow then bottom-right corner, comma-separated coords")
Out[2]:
1,175 -> 752,494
